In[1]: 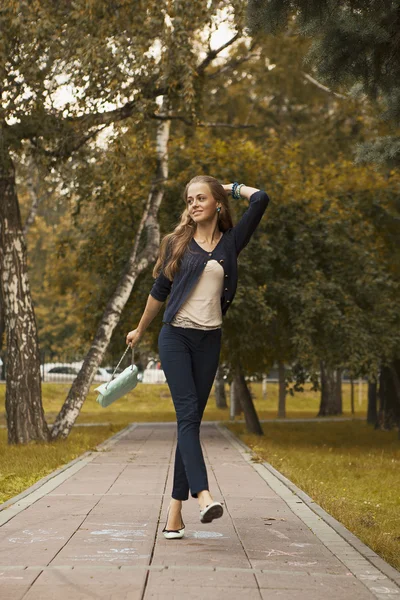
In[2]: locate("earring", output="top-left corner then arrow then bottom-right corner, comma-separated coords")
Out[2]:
217,206 -> 221,212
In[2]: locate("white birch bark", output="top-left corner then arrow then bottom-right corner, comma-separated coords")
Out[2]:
0,132 -> 49,443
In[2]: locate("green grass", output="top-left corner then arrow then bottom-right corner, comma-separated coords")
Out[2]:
0,424 -> 125,504
0,380 -> 368,427
225,420 -> 400,571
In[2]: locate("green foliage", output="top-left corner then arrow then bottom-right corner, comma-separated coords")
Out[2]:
3,0 -> 250,365
14,7 -> 400,386
2,1 -> 247,155
247,0 -> 400,167
23,129 -> 400,380
163,133 -> 400,381
259,151 -> 400,381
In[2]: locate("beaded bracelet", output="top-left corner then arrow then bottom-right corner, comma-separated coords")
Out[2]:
232,182 -> 245,199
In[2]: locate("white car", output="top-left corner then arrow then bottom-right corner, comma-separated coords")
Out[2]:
142,359 -> 166,384
41,362 -> 110,383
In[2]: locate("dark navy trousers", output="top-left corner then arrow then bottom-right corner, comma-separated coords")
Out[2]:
158,323 -> 222,500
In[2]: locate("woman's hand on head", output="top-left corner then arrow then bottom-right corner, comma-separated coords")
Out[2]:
221,183 -> 233,194
126,328 -> 142,348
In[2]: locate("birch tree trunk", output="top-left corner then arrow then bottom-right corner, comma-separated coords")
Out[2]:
0,128 -> 49,443
0,284 -> 5,352
50,103 -> 171,440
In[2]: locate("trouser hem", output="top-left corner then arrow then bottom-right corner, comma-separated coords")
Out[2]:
191,488 -> 208,499
172,494 -> 189,501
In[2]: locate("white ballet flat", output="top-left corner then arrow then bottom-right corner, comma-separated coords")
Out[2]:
199,501 -> 223,523
162,507 -> 185,539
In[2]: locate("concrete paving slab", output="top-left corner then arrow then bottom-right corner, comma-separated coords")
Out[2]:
84,494 -> 161,521
23,568 -> 147,600
147,567 -> 259,588
249,555 -> 350,575
147,588 -> 262,599
256,571 -> 378,599
0,422 -> 398,600
49,464 -> 127,495
224,496 -> 294,519
108,465 -> 167,495
0,567 -> 42,600
256,570 -> 359,588
212,463 -> 279,498
259,588 -> 375,600
49,525 -> 154,566
0,496 -> 99,566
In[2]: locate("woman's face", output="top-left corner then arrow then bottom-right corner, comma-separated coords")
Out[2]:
186,183 -> 219,223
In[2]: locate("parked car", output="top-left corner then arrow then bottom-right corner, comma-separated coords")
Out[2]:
41,363 -> 110,383
142,359 -> 166,384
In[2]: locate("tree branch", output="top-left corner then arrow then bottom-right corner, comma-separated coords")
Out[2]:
9,33 -> 244,159
301,72 -> 348,99
207,39 -> 260,80
149,113 -> 257,129
197,32 -> 241,76
9,81 -> 167,147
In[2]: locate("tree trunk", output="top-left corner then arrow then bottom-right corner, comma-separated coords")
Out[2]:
230,378 -> 243,416
214,366 -> 227,408
50,102 -> 171,439
318,362 -> 343,416
231,364 -> 263,435
367,380 -> 378,425
389,360 -> 400,413
0,130 -> 49,443
335,368 -> 343,413
378,361 -> 400,430
350,378 -> 355,415
23,151 -> 48,236
278,360 -> 286,418
0,285 -> 5,352
262,375 -> 267,400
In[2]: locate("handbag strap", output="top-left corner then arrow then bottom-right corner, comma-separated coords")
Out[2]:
105,345 -> 136,389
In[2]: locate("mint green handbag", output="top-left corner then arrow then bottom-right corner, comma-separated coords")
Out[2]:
95,346 -> 139,408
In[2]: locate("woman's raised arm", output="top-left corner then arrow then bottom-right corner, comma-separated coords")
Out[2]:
222,182 -> 270,255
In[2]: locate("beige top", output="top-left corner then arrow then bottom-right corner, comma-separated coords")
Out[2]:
170,260 -> 224,330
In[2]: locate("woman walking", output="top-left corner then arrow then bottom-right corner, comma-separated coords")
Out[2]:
126,176 -> 270,539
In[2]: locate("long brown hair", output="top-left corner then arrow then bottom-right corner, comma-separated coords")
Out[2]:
153,176 -> 234,281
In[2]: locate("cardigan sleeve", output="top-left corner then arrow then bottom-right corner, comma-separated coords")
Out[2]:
149,241 -> 173,302
232,190 -> 270,255
149,271 -> 172,302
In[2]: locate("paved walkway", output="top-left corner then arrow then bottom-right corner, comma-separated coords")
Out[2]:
0,423 -> 399,600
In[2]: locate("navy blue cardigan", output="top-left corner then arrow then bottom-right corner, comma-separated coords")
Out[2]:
150,190 -> 270,324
